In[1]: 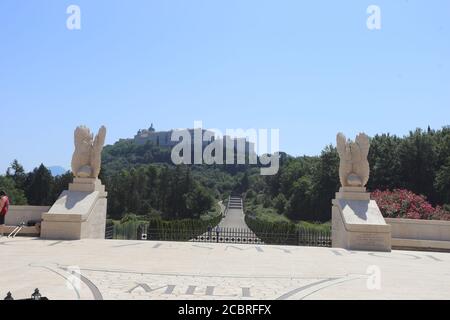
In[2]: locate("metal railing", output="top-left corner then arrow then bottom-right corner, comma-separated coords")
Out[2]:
141,227 -> 262,244
298,227 -> 332,247
105,223 -> 331,247
8,222 -> 26,238
105,222 -> 114,239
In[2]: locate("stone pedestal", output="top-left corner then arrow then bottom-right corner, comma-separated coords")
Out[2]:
332,187 -> 391,252
41,178 -> 108,240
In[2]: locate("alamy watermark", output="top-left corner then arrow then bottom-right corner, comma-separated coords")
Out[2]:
366,265 -> 382,290
65,5 -> 380,31
66,266 -> 82,292
66,5 -> 81,30
170,121 -> 280,176
367,5 -> 381,30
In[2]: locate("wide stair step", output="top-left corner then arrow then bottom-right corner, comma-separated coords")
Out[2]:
228,197 -> 243,210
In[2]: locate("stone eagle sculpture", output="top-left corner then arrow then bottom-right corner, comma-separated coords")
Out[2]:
71,125 -> 107,179
336,132 -> 370,188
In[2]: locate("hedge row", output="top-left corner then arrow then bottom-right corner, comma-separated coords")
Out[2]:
245,215 -> 331,246
111,214 -> 222,240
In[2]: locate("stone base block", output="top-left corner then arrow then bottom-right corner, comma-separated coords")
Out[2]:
41,178 -> 107,240
332,192 -> 391,252
69,178 -> 107,195
335,187 -> 371,201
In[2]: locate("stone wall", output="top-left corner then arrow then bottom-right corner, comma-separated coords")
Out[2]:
6,206 -> 50,226
386,218 -> 450,251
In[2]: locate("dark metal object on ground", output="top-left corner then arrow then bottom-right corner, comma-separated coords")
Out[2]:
3,289 -> 49,301
4,292 -> 14,300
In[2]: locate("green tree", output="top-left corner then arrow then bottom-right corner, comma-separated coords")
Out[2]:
273,194 -> 287,214
310,145 -> 340,221
25,164 -> 54,205
0,175 -> 27,205
398,129 -> 438,203
238,171 -> 250,193
368,134 -> 402,190
6,159 -> 27,191
286,176 -> 313,221
435,158 -> 450,205
185,185 -> 214,217
51,171 -> 73,202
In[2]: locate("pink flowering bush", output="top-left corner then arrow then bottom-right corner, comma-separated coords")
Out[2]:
371,189 -> 450,221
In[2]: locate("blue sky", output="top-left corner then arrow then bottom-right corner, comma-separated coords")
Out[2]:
0,0 -> 449,172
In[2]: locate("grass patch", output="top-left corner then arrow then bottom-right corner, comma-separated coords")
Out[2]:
245,202 -> 330,231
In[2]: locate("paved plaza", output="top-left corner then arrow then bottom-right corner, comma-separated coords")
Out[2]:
1,237 -> 450,300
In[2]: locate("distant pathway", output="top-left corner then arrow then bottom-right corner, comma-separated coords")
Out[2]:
219,197 -> 250,230
219,196 -> 259,240
196,196 -> 259,243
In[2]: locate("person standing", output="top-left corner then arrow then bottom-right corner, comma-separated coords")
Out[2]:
0,191 -> 9,237
215,226 -> 221,243
207,225 -> 212,241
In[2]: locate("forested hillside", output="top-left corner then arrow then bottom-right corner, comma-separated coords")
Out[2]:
1,126 -> 449,223
100,139 -> 251,219
245,127 -> 450,222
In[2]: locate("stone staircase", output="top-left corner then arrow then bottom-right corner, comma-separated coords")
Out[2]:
228,196 -> 243,210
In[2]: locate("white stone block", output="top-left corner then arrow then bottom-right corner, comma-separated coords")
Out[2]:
41,179 -> 107,240
332,193 -> 391,252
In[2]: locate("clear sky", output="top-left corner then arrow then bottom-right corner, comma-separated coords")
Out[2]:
1,0 -> 449,172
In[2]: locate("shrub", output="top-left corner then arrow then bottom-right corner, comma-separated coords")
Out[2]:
371,189 -> 450,221
112,212 -> 223,240
273,194 -> 287,214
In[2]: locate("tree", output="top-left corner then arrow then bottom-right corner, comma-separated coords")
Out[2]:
51,171 -> 73,202
273,194 -> 287,214
103,163 -> 216,220
238,171 -> 250,194
286,176 -> 313,221
368,134 -> 402,191
434,158 -> 450,205
0,175 -> 27,205
25,164 -> 54,205
106,169 -> 131,219
309,145 -> 340,221
6,159 -> 27,191
185,185 -> 214,217
397,129 -> 438,203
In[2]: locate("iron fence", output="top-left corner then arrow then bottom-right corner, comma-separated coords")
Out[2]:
105,223 -> 331,247
298,227 -> 332,247
238,228 -> 331,247
142,227 -> 263,244
105,222 -> 114,240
